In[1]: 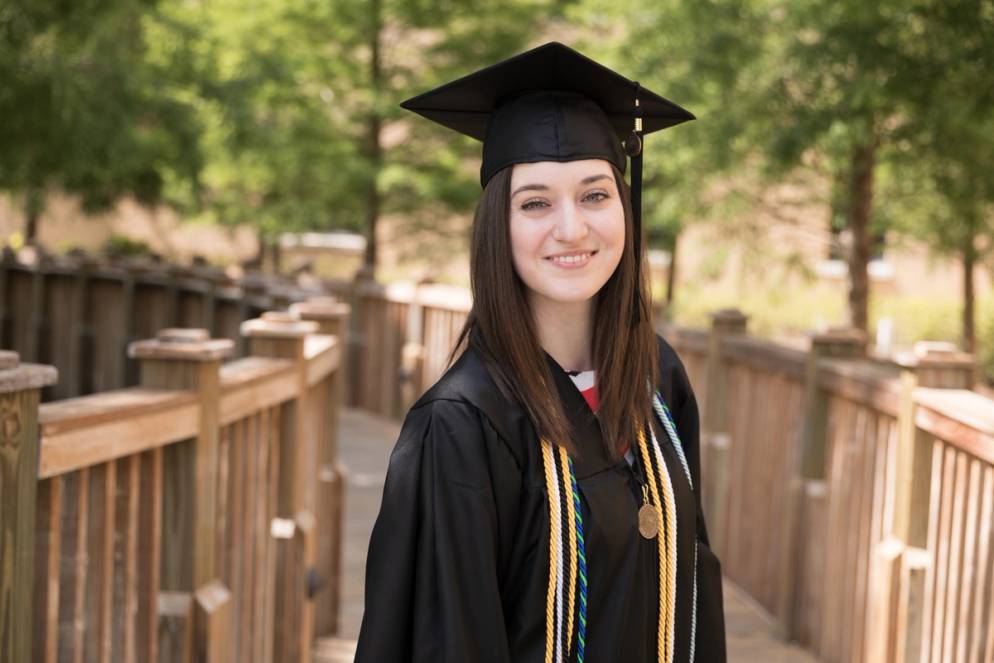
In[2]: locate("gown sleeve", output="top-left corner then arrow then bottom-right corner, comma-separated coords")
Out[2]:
666,342 -> 729,662
354,398 -> 516,663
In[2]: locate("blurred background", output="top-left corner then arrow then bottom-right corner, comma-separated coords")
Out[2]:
2,0 -> 993,383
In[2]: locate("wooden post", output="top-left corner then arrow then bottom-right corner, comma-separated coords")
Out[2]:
242,312 -> 319,662
194,580 -> 232,663
892,343 -> 974,547
288,297 -> 349,637
701,308 -> 747,557
777,328 -> 866,637
129,328 -> 233,663
399,286 -> 425,414
0,350 -> 58,663
130,328 -> 233,589
347,266 -> 374,408
866,342 -> 975,662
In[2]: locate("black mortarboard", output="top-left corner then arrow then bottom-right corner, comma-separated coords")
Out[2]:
400,42 -> 694,322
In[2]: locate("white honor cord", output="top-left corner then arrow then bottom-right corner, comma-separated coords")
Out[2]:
652,389 -> 698,662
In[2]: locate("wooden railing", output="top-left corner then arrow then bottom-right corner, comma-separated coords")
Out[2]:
0,248 -> 320,401
666,312 -> 994,663
333,276 -> 994,663
1,297 -> 348,663
331,277 -> 470,419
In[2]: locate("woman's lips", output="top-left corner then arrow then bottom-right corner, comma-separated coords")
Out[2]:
545,250 -> 597,268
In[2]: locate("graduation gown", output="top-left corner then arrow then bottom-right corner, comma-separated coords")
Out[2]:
355,333 -> 727,662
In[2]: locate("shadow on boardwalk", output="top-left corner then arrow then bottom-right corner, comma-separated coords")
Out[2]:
315,408 -> 820,663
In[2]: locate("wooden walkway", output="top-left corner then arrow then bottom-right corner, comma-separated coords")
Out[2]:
314,408 -> 820,663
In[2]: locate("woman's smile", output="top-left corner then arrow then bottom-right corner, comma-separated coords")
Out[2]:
545,249 -> 599,268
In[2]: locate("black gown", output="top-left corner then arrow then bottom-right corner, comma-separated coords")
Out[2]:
355,334 -> 727,662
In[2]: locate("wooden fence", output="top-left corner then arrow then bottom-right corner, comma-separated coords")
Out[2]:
0,248 -> 321,401
328,277 -> 470,419
1,296 -> 349,663
339,279 -> 994,663
666,312 -> 994,663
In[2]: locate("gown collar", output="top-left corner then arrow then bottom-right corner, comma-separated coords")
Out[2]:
543,350 -> 620,479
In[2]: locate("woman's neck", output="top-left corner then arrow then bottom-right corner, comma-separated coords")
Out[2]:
530,294 -> 595,372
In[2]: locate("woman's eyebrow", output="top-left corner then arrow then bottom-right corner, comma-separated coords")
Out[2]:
511,173 -> 611,198
511,183 -> 548,197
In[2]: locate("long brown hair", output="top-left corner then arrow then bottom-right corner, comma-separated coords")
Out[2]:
451,162 -> 659,461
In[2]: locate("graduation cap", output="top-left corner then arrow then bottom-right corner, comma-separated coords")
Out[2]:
400,41 -> 694,322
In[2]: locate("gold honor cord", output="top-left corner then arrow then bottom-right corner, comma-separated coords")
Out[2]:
558,446 -> 578,656
649,424 -> 679,663
637,427 -> 677,663
541,442 -> 561,663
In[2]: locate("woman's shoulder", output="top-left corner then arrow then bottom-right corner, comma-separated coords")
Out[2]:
406,345 -> 534,466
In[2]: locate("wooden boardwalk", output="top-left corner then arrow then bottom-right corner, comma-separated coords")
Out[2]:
314,408 -> 820,663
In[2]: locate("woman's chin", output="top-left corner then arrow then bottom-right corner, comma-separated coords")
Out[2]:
534,282 -> 606,305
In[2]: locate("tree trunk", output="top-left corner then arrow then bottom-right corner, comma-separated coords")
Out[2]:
362,0 -> 383,274
845,138 -> 878,332
666,233 -> 678,306
25,209 -> 39,245
962,218 -> 977,354
24,188 -> 45,245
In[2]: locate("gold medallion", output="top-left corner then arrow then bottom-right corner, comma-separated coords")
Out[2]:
638,504 -> 659,539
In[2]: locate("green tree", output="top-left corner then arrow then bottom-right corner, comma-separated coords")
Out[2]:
0,0 -> 204,243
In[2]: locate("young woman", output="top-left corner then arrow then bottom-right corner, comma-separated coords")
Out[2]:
355,42 -> 726,663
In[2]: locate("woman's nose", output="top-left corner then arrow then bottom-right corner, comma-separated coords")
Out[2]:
551,201 -> 589,243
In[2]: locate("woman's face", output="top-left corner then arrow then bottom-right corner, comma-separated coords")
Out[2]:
509,158 -> 625,307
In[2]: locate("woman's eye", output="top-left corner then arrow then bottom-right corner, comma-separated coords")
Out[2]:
584,191 -> 609,203
521,199 -> 549,211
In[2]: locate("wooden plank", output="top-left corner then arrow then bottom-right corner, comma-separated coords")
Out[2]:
227,420 -> 245,663
978,467 -> 994,660
305,337 -> 340,387
61,468 -> 90,663
219,364 -> 298,426
193,361 -> 221,590
930,445 -> 956,660
253,409 -> 271,661
40,388 -> 193,434
0,389 -> 41,663
194,581 -> 232,663
915,392 -> 994,465
157,592 -> 193,663
919,438 -> 944,661
942,450 -> 968,660
296,511 -> 317,663
87,278 -> 128,393
124,455 -> 141,663
953,458 -> 981,663
851,407 -> 878,661
262,406 -> 281,663
39,397 -> 199,478
32,476 -> 63,663
138,448 -> 163,663
817,359 -> 902,418
216,424 -> 230,588
100,461 -> 117,661
162,439 -> 195,593
968,465 -> 993,663
242,413 -> 259,662
897,548 -> 930,663
840,403 -> 869,661
722,335 -> 807,380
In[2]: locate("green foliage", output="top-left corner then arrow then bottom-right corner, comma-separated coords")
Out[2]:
0,0 -> 204,217
102,233 -> 154,258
